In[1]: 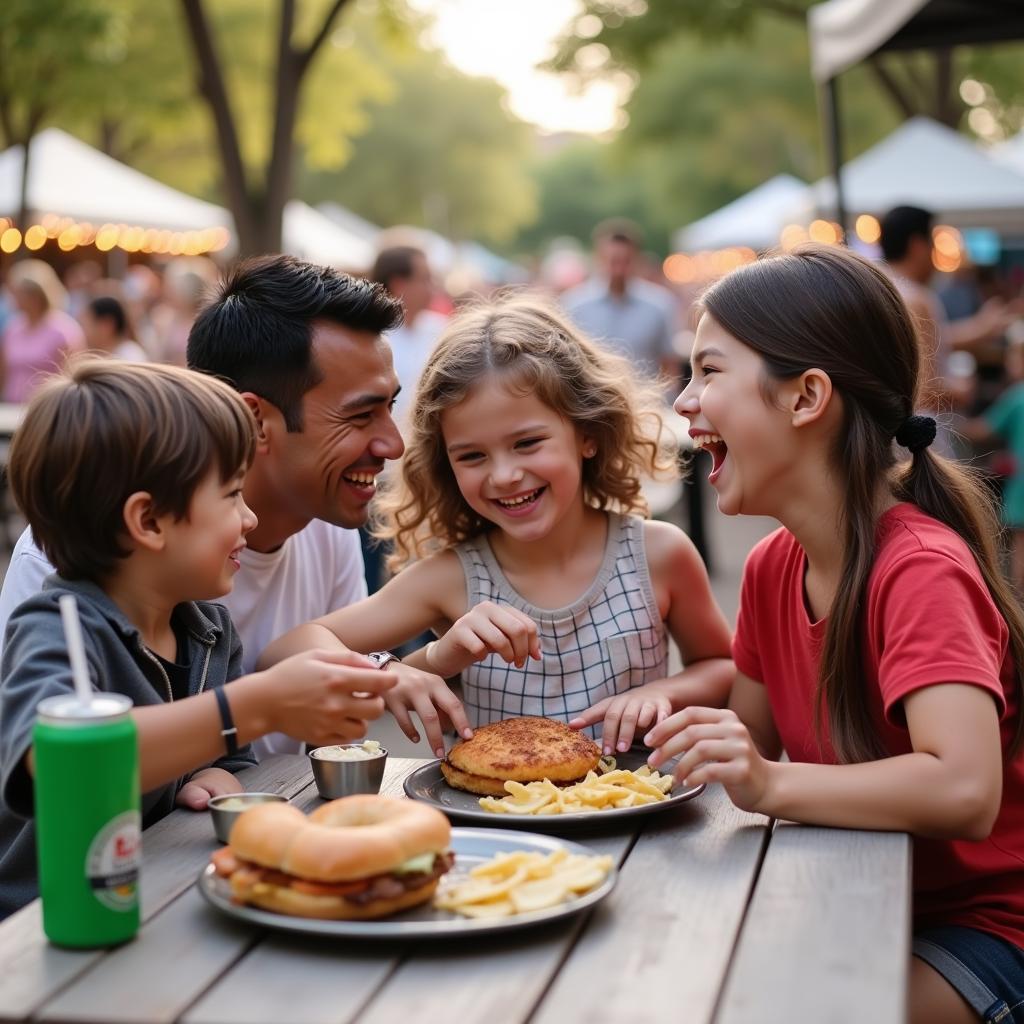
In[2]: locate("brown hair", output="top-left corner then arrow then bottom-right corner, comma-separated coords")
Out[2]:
702,243 -> 1024,760
375,293 -> 675,570
8,357 -> 256,581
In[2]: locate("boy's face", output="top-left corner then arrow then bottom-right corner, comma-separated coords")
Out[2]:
162,467 -> 257,600
264,322 -> 404,530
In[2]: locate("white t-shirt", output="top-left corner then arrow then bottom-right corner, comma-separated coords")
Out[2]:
0,520 -> 367,758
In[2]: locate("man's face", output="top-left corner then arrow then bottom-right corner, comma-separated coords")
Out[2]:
598,238 -> 638,289
266,322 -> 404,530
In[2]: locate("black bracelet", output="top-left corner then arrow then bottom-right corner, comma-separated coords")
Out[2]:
213,686 -> 239,758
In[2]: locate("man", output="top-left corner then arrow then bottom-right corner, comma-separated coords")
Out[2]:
371,245 -> 447,432
880,206 -> 1016,457
562,218 -> 679,383
0,255 -> 441,756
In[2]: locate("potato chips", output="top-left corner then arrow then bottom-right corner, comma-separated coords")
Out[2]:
477,766 -> 673,816
434,848 -> 613,918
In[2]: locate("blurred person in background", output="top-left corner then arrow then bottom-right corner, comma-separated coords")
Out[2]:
152,257 -> 218,366
63,260 -> 103,318
0,260 -> 84,403
363,244 -> 448,599
880,206 -> 1020,457
562,217 -> 679,384
371,245 -> 447,433
122,264 -> 164,356
81,295 -> 148,362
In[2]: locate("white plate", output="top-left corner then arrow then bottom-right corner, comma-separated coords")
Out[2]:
197,827 -> 616,939
403,748 -> 704,832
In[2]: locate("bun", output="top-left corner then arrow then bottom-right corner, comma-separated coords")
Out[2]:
440,760 -> 512,797
230,873 -> 442,921
444,717 -> 601,796
229,795 -> 451,883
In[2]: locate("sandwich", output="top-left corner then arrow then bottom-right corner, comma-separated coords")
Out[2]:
210,794 -> 453,920
441,716 -> 602,797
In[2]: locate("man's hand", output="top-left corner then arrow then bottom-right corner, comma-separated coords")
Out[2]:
384,663 -> 473,759
175,767 -> 242,810
251,648 -> 396,746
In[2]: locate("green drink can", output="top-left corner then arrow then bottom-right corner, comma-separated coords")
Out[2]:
33,692 -> 140,947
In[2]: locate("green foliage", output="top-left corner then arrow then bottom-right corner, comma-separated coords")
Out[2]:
299,42 -> 537,245
0,0 -> 114,144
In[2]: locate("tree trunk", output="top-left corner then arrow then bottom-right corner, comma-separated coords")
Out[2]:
179,0 -> 353,258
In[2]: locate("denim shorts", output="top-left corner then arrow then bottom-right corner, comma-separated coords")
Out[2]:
913,925 -> 1024,1023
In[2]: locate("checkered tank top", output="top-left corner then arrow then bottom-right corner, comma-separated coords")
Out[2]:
453,512 -> 669,735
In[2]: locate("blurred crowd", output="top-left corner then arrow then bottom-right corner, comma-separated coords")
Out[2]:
1,210 -> 1023,584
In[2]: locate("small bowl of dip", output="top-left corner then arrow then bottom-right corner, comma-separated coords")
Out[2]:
308,740 -> 388,799
208,792 -> 289,844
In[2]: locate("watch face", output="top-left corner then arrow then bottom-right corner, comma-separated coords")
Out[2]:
369,652 -> 397,669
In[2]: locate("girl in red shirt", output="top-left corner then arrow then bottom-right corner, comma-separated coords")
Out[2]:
646,244 -> 1024,1024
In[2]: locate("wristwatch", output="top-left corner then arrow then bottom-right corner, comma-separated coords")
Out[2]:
367,651 -> 401,671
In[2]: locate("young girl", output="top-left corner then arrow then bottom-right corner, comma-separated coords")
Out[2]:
642,245 -> 1024,1024
259,295 -> 733,757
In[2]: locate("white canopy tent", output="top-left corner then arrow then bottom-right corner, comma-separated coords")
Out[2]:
799,117 -> 1024,231
991,132 -> 1024,177
806,0 -> 1024,228
0,128 -> 230,231
282,201 -> 375,270
673,175 -> 809,252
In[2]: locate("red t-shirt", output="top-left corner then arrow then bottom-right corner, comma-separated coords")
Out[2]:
733,503 -> 1024,950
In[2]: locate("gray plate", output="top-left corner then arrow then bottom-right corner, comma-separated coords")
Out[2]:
197,827 -> 616,939
403,748 -> 704,832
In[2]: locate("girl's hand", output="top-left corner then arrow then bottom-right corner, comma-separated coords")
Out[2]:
175,767 -> 242,810
568,684 -> 674,755
645,707 -> 775,814
383,665 -> 474,760
426,602 -> 541,678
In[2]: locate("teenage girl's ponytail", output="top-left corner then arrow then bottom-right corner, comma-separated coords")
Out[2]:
894,439 -> 1024,755
703,244 -> 1024,763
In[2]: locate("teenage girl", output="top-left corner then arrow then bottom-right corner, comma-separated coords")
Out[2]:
636,245 -> 1024,1024
260,295 -> 732,757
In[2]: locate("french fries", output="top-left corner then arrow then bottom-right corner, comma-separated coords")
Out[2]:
434,848 -> 613,918
478,766 -> 673,816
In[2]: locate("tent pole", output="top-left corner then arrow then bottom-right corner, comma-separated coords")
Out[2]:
825,76 -> 848,242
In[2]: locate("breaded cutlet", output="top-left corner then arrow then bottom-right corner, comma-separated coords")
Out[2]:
442,717 -> 601,795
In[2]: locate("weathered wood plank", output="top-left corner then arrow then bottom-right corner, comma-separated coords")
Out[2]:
181,935 -> 404,1024
532,785 -> 770,1024
715,823 -> 911,1024
0,755 -> 309,1023
351,833 -> 635,1024
37,886 -> 257,1024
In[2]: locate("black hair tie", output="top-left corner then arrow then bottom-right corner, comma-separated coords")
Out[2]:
895,414 -> 937,454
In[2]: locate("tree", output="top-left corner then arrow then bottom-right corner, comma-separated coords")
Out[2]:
0,0 -> 113,231
300,42 -> 537,246
177,0 -> 403,255
549,0 -> 1024,135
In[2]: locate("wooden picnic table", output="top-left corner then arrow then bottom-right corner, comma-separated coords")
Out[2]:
0,755 -> 911,1024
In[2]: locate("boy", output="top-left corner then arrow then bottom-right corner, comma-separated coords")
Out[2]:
0,360 -> 395,917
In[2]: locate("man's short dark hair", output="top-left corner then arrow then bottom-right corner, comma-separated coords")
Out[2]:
371,246 -> 425,293
592,217 -> 644,249
879,206 -> 933,263
187,255 -> 403,431
88,295 -> 128,336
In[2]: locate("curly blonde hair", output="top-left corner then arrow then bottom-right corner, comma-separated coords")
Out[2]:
376,293 -> 677,571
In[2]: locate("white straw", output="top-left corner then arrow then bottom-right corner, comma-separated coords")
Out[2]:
59,595 -> 93,707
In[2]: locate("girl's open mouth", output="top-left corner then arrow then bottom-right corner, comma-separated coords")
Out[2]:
692,433 -> 728,484
492,486 -> 546,516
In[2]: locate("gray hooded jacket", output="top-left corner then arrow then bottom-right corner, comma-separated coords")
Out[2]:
0,576 -> 255,918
